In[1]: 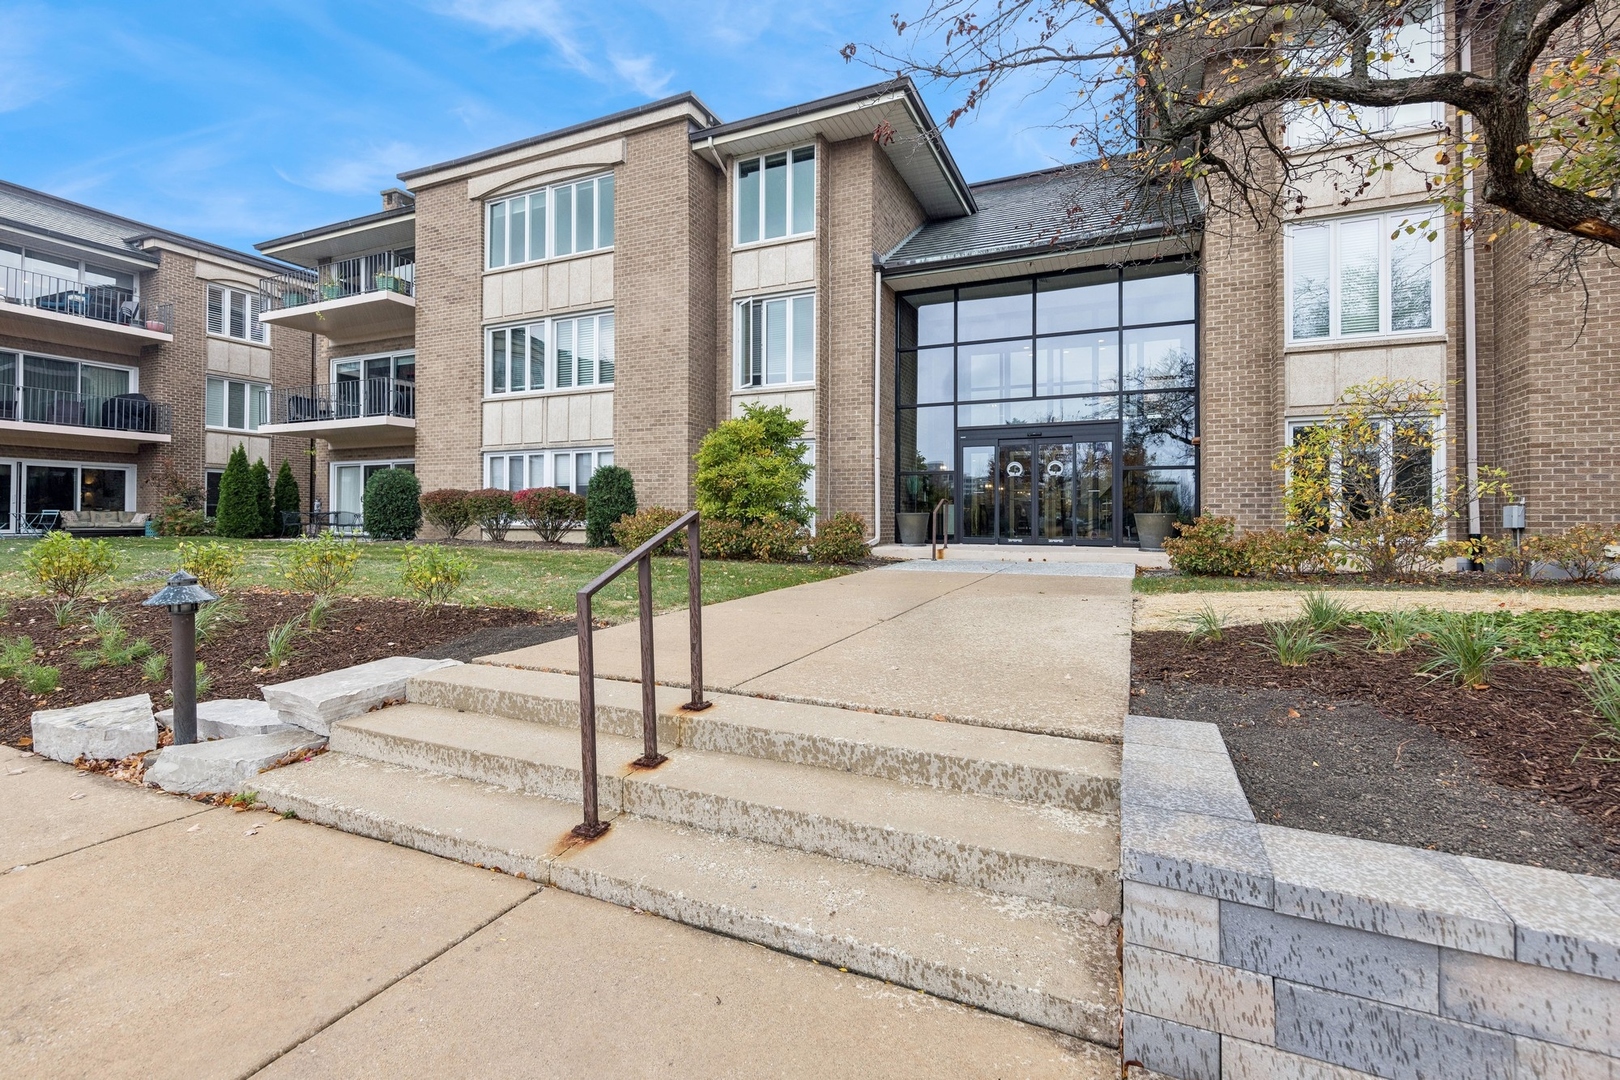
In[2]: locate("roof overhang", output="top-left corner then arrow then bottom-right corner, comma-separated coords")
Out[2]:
257,212 -> 416,268
881,233 -> 1201,292
0,217 -> 160,270
259,414 -> 415,450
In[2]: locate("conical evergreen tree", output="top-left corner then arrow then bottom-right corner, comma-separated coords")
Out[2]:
249,458 -> 274,538
273,460 -> 300,537
213,446 -> 258,537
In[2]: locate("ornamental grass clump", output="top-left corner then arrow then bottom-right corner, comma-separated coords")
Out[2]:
1261,620 -> 1336,667
1182,603 -> 1231,644
263,619 -> 302,670
1418,615 -> 1507,689
1359,608 -> 1425,654
0,636 -> 37,678
75,607 -> 153,670
1587,665 -> 1620,738
1300,591 -> 1353,634
399,544 -> 473,608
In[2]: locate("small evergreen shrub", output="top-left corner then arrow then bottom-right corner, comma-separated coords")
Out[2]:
611,507 -> 685,553
807,512 -> 870,564
176,540 -> 246,593
514,487 -> 588,542
400,544 -> 474,607
1162,516 -> 1248,576
250,458 -> 275,538
464,488 -> 517,541
213,446 -> 260,538
694,403 -> 813,525
25,531 -> 117,601
363,468 -> 422,540
585,467 -> 637,547
699,517 -> 808,561
421,489 -> 473,540
281,532 -> 360,595
273,460 -> 301,535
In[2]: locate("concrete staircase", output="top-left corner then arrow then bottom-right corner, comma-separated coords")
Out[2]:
253,661 -> 1124,1045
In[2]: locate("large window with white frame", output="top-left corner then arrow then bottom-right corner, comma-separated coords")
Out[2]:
484,447 -> 614,496
486,173 -> 615,270
734,293 -> 814,388
205,376 -> 269,432
206,284 -> 266,344
1285,209 -> 1442,343
9,459 -> 133,522
1285,416 -> 1443,525
1281,8 -> 1443,146
735,146 -> 815,245
487,311 -> 614,395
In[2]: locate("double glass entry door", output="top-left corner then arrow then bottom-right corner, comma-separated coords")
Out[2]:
960,432 -> 1115,544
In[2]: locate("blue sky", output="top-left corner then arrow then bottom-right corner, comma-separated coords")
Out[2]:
0,1 -> 1079,255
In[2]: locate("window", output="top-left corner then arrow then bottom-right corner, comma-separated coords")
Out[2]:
206,284 -> 266,343
205,469 -> 223,517
0,243 -> 137,295
1286,417 -> 1441,524
23,462 -> 131,516
206,377 -> 269,432
1281,10 -> 1443,146
1286,210 -> 1441,342
735,293 -> 814,387
486,173 -> 615,269
485,447 -> 614,496
488,312 -> 614,395
736,146 -> 815,244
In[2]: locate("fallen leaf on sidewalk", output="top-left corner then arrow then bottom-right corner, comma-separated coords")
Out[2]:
69,792 -> 85,800
7,768 -> 25,775
244,826 -> 260,837
187,823 -> 201,832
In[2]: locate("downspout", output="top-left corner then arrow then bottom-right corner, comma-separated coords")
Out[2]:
871,263 -> 884,546
308,332 -> 317,514
1461,33 -> 1482,556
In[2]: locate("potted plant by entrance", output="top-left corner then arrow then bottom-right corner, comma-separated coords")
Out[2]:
1134,485 -> 1180,552
896,471 -> 947,545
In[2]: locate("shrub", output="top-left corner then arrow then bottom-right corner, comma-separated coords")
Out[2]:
250,458 -> 275,538
400,544 -> 474,607
1244,529 -> 1333,577
612,507 -> 685,553
152,465 -> 207,537
1522,523 -> 1619,582
213,446 -> 260,538
176,540 -> 246,594
421,489 -> 473,540
281,532 -> 360,596
1163,516 -> 1248,576
694,403 -> 813,526
364,468 -> 422,540
1261,620 -> 1336,667
18,664 -> 60,696
1419,615 -> 1507,689
464,488 -> 516,542
25,531 -> 116,601
699,517 -> 807,562
585,466 -> 637,547
273,460 -> 301,535
515,487 -> 588,543
807,512 -> 870,564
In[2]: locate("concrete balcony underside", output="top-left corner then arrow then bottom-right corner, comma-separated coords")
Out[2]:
260,414 -> 416,450
258,291 -> 415,346
0,417 -> 171,453
0,303 -> 173,355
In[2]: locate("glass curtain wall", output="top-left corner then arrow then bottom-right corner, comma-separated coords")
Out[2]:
896,264 -> 1198,544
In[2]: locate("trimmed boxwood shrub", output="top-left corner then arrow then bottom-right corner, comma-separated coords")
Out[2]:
514,487 -> 588,542
213,446 -> 259,538
807,512 -> 870,564
585,466 -> 637,547
464,488 -> 516,542
363,468 -> 422,540
694,402 -> 813,525
699,517 -> 807,562
420,489 -> 473,540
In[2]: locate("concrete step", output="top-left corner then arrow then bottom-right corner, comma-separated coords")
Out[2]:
407,664 -> 1120,812
334,704 -> 1120,911
252,752 -> 1121,1044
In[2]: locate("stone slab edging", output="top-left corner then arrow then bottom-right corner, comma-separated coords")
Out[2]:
1120,714 -> 1620,1080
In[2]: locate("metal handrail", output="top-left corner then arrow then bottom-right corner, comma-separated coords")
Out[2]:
573,510 -> 709,838
930,498 -> 950,561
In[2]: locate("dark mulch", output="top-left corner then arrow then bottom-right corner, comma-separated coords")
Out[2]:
1,591 -> 560,748
1133,627 -> 1620,876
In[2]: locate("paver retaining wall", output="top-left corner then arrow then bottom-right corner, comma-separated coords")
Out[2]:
1120,714 -> 1620,1080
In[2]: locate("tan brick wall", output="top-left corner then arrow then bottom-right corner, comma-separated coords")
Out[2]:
411,181 -> 485,493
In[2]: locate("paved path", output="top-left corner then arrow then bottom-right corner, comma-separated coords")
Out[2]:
1133,585 -> 1620,632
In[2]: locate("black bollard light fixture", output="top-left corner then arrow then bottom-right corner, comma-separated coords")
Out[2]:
143,571 -> 218,746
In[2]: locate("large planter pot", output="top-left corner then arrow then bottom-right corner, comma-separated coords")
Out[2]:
1135,512 -> 1177,552
895,512 -> 931,546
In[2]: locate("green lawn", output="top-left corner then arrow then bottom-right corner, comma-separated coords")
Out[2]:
0,537 -> 857,623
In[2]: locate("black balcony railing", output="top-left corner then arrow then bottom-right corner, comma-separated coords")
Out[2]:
260,251 -> 415,313
0,385 -> 172,435
271,378 -> 416,425
0,266 -> 173,333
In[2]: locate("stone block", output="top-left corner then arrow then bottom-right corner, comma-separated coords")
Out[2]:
1123,944 -> 1276,1044
262,657 -> 461,736
1440,948 -> 1620,1056
156,699 -> 296,741
1125,716 -> 1228,755
1461,856 -> 1620,981
1220,901 -> 1439,1011
1580,874 -> 1620,919
1123,742 -> 1253,821
1261,826 -> 1515,957
143,730 -> 327,795
1513,1036 -> 1620,1080
30,694 -> 157,763
1123,803 -> 1274,907
1275,980 -> 1514,1080
1219,1036 -> 1382,1079
1126,880 -> 1221,962
1124,1010 -> 1221,1080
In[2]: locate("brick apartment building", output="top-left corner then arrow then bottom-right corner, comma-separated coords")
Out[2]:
0,182 -> 313,532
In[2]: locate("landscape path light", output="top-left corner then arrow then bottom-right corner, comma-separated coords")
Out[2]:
142,571 -> 218,746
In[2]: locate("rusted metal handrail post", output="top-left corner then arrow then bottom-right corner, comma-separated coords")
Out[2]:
633,554 -> 664,767
575,590 -> 605,837
686,515 -> 709,711
930,498 -> 950,560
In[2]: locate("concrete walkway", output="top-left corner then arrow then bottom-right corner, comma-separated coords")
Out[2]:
0,743 -> 1114,1079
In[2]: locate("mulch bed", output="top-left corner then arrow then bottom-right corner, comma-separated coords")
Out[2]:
1133,626 -> 1620,877
1,591 -> 568,749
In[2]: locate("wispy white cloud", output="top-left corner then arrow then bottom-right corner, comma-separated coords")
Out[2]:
0,4 -> 72,113
275,141 -> 426,196
427,0 -> 594,76
609,53 -> 672,98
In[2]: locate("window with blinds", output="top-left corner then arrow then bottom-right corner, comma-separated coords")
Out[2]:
487,311 -> 614,395
1286,211 -> 1440,343
206,284 -> 266,343
735,293 -> 814,387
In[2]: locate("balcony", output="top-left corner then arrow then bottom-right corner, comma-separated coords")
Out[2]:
260,377 -> 416,449
0,385 -> 172,451
258,251 -> 415,346
0,266 -> 174,353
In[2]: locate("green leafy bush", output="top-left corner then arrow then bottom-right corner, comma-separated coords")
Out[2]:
18,664 -> 60,696
364,468 -> 422,540
154,469 -> 208,537
807,512 -> 870,564
176,540 -> 246,594
274,460 -> 301,535
585,466 -> 637,547
1163,516 -> 1332,578
214,446 -> 261,538
515,487 -> 588,543
250,458 -> 275,538
1522,523 -> 1619,582
611,507 -> 685,553
694,403 -> 813,526
421,489 -> 474,540
1163,516 -> 1248,576
281,533 -> 360,596
464,488 -> 516,542
400,544 -> 474,607
699,517 -> 807,561
24,531 -> 117,601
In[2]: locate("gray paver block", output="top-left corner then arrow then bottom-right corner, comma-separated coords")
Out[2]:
1125,715 -> 1227,755
144,730 -> 327,795
1440,948 -> 1620,1056
156,699 -> 296,741
1513,1035 -> 1620,1080
1275,980 -> 1513,1080
1122,802 -> 1273,906
30,694 -> 157,762
262,657 -> 460,735
1124,1010 -> 1220,1080
1460,856 -> 1620,981
1260,826 -> 1515,957
1219,1036 -> 1383,1079
1123,944 -> 1275,1044
1580,874 -> 1620,919
1220,901 -> 1440,1011
1123,742 -> 1253,821
1125,880 -> 1221,962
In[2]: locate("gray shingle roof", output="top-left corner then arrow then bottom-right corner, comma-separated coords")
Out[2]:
883,162 -> 1202,271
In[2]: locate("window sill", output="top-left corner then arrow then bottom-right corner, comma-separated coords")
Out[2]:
731,383 -> 815,396
483,247 -> 614,276
204,426 -> 265,436
206,333 -> 270,348
1285,331 -> 1448,355
731,233 -> 815,254
484,385 -> 614,402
